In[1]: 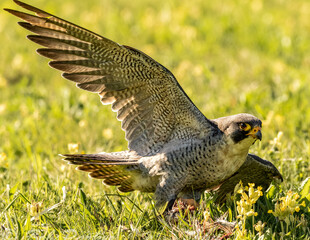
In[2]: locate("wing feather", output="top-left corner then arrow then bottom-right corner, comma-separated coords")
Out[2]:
5,0 -> 216,156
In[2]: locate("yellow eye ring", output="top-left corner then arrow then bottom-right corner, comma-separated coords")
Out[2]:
239,123 -> 251,131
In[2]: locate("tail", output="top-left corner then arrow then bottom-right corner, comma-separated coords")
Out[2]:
61,151 -> 141,192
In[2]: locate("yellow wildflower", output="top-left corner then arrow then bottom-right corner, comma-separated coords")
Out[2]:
236,183 -> 262,219
68,143 -> 79,154
0,152 -> 8,168
254,221 -> 266,235
203,209 -> 210,222
248,183 -> 263,204
234,180 -> 243,195
79,120 -> 87,127
102,128 -> 113,140
28,201 -> 43,217
234,224 -> 247,240
268,190 -> 305,225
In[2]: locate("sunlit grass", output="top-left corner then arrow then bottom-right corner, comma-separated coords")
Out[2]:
1,0 -> 310,238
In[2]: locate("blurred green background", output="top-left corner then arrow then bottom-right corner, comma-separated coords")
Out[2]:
0,0 -> 309,237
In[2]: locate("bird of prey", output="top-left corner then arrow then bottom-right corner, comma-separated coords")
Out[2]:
213,153 -> 283,204
5,0 -> 265,212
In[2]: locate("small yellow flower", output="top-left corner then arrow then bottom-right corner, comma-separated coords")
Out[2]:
234,180 -> 243,195
254,221 -> 266,235
203,209 -> 210,221
102,128 -> 113,140
248,183 -> 263,204
236,182 -> 261,219
60,164 -> 66,172
28,201 -> 43,217
268,190 -> 305,224
234,223 -> 247,240
68,143 -> 79,154
79,120 -> 87,127
0,104 -> 6,114
0,152 -> 8,168
0,152 -> 7,162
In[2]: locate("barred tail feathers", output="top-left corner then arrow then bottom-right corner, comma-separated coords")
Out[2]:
61,152 -> 140,192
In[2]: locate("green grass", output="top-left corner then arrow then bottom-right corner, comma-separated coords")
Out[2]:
1,0 -> 310,239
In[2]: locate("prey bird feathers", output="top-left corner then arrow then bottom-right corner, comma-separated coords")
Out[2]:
214,154 -> 283,204
5,0 -> 278,211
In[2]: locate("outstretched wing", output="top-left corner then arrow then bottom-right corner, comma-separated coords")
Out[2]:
214,154 -> 283,204
5,0 -> 216,156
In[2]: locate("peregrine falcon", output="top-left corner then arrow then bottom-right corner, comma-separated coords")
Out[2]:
6,1 -> 264,212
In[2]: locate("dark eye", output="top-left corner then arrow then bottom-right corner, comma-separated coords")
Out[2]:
239,123 -> 251,131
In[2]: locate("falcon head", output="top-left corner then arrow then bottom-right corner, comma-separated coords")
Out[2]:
213,113 -> 262,144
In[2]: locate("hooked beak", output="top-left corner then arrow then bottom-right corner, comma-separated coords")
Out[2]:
246,126 -> 262,141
